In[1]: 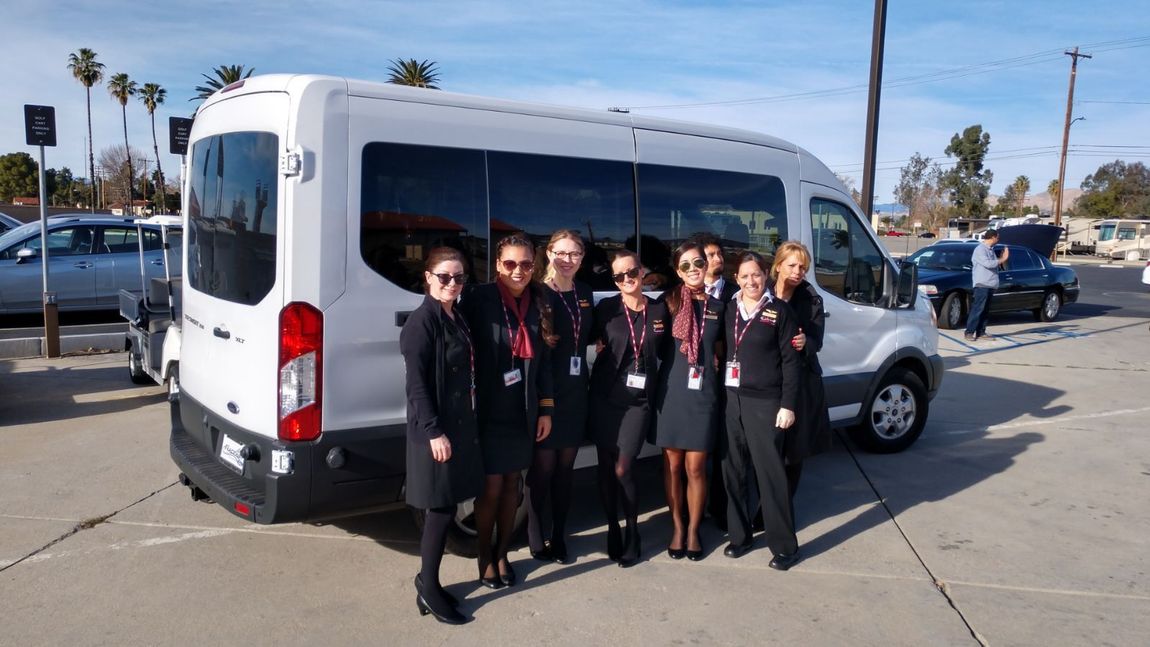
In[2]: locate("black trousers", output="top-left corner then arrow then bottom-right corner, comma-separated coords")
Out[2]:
722,393 -> 798,556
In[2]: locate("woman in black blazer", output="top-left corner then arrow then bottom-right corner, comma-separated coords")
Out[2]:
460,234 -> 556,589
771,241 -> 834,505
720,251 -> 803,570
588,250 -> 669,567
400,247 -> 484,625
526,229 -> 594,565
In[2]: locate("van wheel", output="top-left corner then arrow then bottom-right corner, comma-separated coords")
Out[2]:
1033,290 -> 1061,322
849,367 -> 928,453
128,348 -> 151,385
939,292 -> 965,329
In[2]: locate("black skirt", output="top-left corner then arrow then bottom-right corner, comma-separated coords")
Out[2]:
589,394 -> 650,459
785,366 -> 834,464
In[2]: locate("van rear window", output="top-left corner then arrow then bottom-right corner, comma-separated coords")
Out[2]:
186,132 -> 279,306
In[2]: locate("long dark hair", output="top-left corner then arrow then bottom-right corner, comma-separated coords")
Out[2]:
663,241 -> 705,316
495,234 -> 558,348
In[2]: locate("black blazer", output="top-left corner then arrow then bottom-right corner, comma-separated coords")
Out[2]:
588,294 -> 670,404
786,281 -> 826,376
723,296 -> 801,411
459,282 -> 555,424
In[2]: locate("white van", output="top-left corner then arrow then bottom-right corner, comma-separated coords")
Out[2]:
172,74 -> 942,529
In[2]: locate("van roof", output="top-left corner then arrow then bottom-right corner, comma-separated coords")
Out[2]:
200,73 -> 844,193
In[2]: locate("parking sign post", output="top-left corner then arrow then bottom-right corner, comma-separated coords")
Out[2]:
25,104 -> 60,357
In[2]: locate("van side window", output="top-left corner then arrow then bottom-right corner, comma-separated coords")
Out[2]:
487,152 -> 635,291
810,198 -> 885,306
361,143 -> 488,293
186,132 -> 279,306
638,164 -> 786,288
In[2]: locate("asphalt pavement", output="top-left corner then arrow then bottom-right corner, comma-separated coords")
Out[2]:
1,265 -> 1148,646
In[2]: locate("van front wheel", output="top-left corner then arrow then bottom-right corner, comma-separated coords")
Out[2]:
849,367 -> 928,453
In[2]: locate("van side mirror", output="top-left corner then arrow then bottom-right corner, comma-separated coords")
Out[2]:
895,260 -> 918,308
16,247 -> 38,263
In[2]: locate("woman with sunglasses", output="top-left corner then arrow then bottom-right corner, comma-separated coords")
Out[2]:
720,251 -> 803,570
771,242 -> 833,518
401,247 -> 484,624
587,250 -> 669,566
652,241 -> 726,562
525,230 -> 594,565
460,234 -> 556,590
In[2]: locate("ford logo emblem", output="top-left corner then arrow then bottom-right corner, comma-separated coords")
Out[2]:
227,402 -> 240,414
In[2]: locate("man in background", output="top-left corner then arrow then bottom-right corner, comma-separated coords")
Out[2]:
965,229 -> 1008,342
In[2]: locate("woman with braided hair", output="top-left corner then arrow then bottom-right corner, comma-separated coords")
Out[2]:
460,234 -> 556,589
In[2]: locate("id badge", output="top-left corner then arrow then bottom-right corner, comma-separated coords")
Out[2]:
724,361 -> 741,387
503,368 -> 523,387
626,371 -> 647,389
687,365 -> 703,390
569,356 -> 582,376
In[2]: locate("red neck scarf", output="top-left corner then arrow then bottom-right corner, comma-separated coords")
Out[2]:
497,281 -> 534,359
671,284 -> 705,365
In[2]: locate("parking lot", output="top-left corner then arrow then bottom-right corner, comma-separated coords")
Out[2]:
2,262 -> 1148,646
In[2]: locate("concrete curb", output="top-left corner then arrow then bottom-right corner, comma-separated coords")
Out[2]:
0,332 -> 126,359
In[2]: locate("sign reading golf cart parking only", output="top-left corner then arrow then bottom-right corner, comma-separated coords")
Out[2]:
24,105 -> 57,147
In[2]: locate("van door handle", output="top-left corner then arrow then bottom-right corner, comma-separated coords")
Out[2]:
73,261 -> 94,269
213,326 -> 231,340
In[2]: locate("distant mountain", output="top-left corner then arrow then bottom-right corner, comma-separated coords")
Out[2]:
873,202 -> 908,215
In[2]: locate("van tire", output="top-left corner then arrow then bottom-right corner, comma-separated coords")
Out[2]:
849,367 -> 928,453
1033,290 -> 1061,322
128,348 -> 151,385
938,292 -> 965,329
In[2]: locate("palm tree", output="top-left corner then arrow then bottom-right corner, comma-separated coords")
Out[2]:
1047,179 -> 1060,214
67,48 -> 105,211
192,64 -> 254,102
108,73 -> 139,209
1011,175 -> 1030,216
139,83 -> 168,213
386,59 -> 441,89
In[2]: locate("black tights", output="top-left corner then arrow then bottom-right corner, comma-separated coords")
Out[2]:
527,447 -> 579,552
420,505 -> 455,591
596,447 -> 638,531
475,472 -> 521,578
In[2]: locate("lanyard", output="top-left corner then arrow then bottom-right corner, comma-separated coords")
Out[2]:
501,303 -> 524,368
622,297 -> 647,372
731,304 -> 762,361
553,287 -> 582,344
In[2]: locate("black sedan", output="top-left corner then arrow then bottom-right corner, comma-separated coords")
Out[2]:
906,241 -> 1080,329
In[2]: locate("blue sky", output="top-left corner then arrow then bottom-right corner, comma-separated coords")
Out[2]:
2,0 -> 1147,206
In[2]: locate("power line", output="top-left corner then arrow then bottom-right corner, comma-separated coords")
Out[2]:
1080,100 -> 1150,105
616,36 -> 1150,111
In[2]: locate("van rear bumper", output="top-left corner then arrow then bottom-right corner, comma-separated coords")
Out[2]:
170,392 -> 407,524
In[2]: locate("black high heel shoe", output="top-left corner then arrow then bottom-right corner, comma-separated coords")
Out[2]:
530,543 -> 553,562
477,559 -> 503,590
417,592 -> 468,625
606,523 -> 623,562
415,574 -> 458,608
497,556 -> 517,587
549,537 -> 570,564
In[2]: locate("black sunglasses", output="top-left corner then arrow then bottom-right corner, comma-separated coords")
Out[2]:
677,258 -> 707,272
430,272 -> 467,286
612,267 -> 641,283
500,259 -> 535,272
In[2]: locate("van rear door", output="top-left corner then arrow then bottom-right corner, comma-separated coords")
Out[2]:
181,93 -> 287,439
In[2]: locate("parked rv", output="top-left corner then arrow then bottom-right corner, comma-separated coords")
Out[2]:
1095,219 -> 1150,261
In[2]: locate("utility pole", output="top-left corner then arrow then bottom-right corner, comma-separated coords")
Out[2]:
860,0 -> 888,220
1055,47 -> 1091,229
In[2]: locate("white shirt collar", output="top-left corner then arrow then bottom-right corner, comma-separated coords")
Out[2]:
732,289 -> 773,320
705,276 -> 725,299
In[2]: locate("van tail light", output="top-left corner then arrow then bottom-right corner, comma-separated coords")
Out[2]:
278,302 -> 323,441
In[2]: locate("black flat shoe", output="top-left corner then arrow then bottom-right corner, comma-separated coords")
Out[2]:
417,593 -> 468,625
549,538 -> 570,564
686,549 -> 704,561
478,562 -> 503,590
723,542 -> 752,559
769,551 -> 801,571
530,545 -> 553,562
667,546 -> 686,560
617,529 -> 641,568
497,558 -> 517,587
415,574 -> 458,607
607,524 -> 623,561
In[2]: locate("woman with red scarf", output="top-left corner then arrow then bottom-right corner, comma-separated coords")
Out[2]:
460,234 -> 556,590
652,241 -> 726,562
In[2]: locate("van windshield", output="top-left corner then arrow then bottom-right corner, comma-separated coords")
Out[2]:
186,132 -> 279,305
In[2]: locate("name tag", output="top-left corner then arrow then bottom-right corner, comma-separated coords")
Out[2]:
626,371 -> 647,389
724,361 -> 741,387
687,365 -> 703,390
503,368 -> 523,387
569,356 -> 582,376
